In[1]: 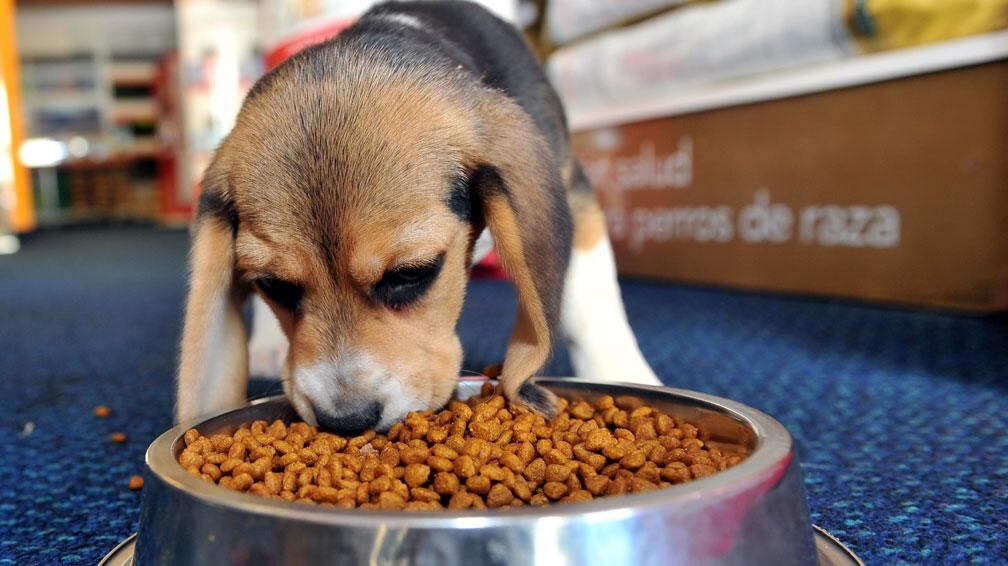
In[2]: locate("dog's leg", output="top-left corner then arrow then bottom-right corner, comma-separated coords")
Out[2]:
561,175 -> 661,386
248,294 -> 288,378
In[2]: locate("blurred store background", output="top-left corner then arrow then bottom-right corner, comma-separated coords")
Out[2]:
2,4 -> 1007,564
1,0 -> 1006,310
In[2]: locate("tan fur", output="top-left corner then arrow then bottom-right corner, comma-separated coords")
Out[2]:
463,92 -> 567,408
481,195 -> 551,402
176,218 -> 249,422
570,193 -> 608,251
179,46 -> 571,425
194,57 -> 475,422
561,158 -> 575,189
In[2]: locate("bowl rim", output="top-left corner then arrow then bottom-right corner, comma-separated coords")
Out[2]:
145,378 -> 794,529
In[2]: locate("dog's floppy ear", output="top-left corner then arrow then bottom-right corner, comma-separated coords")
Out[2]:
175,149 -> 250,423
469,92 -> 572,416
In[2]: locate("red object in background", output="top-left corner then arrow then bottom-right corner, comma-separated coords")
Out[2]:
265,19 -> 356,70
470,249 -> 508,280
154,51 -> 191,224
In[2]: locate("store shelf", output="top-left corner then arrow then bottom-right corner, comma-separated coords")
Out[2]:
19,54 -> 163,224
567,30 -> 1008,131
110,99 -> 157,123
110,61 -> 158,85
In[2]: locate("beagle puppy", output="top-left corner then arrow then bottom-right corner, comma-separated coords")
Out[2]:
176,0 -> 659,432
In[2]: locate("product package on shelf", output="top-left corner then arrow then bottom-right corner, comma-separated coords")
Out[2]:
545,0 -> 695,45
547,0 -> 1008,119
848,0 -> 1008,52
547,0 -> 854,117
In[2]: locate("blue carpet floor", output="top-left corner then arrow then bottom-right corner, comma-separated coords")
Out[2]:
1,226 -> 1006,565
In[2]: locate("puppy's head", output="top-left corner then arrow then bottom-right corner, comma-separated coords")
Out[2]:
186,45 -> 570,431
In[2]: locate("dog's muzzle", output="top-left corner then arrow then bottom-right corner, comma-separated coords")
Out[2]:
314,400 -> 383,433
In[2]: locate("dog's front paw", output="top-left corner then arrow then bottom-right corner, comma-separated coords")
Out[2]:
515,381 -> 559,418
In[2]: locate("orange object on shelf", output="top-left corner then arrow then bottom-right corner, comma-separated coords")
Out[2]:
0,0 -> 35,232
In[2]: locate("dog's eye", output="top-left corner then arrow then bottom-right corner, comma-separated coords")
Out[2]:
371,255 -> 444,309
255,277 -> 303,312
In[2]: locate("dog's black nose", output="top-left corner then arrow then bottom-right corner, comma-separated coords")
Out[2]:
315,401 -> 382,433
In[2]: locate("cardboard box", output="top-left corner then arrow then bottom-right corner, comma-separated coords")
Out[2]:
569,35 -> 1008,312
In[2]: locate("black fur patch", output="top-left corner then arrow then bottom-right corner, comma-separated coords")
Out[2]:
254,276 -> 304,313
469,164 -> 509,201
569,162 -> 595,194
449,165 -> 510,225
197,191 -> 239,236
370,254 -> 444,309
446,173 -> 472,222
518,381 -> 559,418
363,1 -> 569,154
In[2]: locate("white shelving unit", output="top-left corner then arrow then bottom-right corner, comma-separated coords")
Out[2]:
15,4 -> 176,225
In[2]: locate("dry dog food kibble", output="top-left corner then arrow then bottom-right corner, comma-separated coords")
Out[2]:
177,384 -> 746,510
129,475 -> 144,490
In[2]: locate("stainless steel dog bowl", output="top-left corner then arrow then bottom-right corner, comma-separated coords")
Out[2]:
117,378 -> 861,565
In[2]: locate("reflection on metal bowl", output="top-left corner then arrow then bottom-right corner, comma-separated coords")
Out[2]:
132,378 -> 822,565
